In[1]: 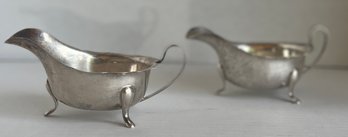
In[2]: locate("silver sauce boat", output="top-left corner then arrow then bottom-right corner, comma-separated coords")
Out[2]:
187,25 -> 328,104
5,28 -> 186,128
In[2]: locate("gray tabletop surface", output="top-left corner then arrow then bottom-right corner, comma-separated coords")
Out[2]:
0,62 -> 347,137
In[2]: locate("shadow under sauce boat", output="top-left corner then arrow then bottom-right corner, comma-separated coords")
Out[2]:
186,25 -> 329,104
5,28 -> 186,128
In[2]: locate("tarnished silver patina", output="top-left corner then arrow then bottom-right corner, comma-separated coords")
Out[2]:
187,25 -> 329,104
5,28 -> 186,128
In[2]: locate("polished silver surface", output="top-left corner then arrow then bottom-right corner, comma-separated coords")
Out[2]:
187,25 -> 329,104
4,28 -> 186,128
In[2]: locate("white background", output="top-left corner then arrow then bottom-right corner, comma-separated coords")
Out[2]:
0,0 -> 348,65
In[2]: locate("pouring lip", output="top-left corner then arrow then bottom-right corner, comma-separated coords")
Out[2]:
4,37 -> 13,44
186,26 -> 214,39
5,28 -> 44,43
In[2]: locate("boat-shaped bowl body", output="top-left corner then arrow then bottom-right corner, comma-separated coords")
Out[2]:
222,42 -> 308,90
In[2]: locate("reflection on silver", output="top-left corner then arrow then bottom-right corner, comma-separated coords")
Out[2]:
130,64 -> 138,72
5,28 -> 186,128
187,25 -> 329,104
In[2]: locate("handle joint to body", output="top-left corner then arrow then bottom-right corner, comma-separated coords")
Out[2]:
141,45 -> 186,102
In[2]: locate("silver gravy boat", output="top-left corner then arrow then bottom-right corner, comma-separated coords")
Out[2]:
187,25 -> 329,104
5,28 -> 186,128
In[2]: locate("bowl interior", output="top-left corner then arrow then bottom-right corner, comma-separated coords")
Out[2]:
236,43 -> 308,59
91,58 -> 151,73
64,53 -> 156,73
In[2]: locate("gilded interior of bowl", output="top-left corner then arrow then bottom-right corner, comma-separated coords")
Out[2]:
236,43 -> 309,59
60,51 -> 157,73
90,55 -> 155,73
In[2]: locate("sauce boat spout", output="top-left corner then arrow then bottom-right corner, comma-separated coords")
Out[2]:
186,27 -> 228,47
6,28 -> 39,43
5,28 -> 56,49
5,28 -> 63,65
186,27 -> 236,61
5,28 -> 89,69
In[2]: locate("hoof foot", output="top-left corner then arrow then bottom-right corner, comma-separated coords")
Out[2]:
289,92 -> 301,105
120,86 -> 136,128
45,80 -> 58,116
44,110 -> 54,117
125,119 -> 135,128
291,98 -> 301,105
215,88 -> 224,95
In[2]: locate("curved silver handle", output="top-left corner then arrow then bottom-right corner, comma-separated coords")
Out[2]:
141,45 -> 186,102
302,24 -> 330,73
